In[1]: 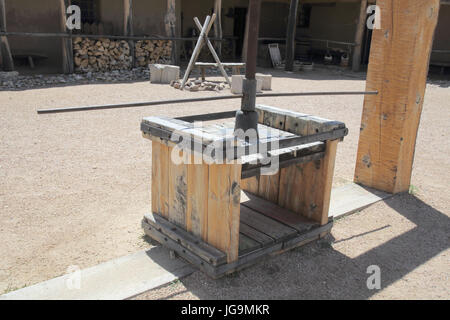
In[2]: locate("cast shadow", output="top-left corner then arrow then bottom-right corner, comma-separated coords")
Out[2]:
146,193 -> 449,299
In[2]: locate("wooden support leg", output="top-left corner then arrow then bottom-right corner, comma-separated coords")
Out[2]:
207,163 -> 241,263
151,139 -> 170,218
278,140 -> 338,226
152,138 -> 241,263
354,0 -> 440,194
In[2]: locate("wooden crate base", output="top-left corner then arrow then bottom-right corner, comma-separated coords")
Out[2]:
142,192 -> 333,279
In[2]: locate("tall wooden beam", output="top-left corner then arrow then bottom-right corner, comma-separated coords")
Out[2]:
351,0 -> 368,72
165,0 -> 178,65
60,0 -> 74,74
242,10 -> 249,62
354,0 -> 440,194
0,0 -> 14,71
213,0 -> 222,56
124,0 -> 135,68
285,0 -> 299,71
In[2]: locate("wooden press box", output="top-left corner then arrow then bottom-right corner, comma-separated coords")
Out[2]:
141,105 -> 348,278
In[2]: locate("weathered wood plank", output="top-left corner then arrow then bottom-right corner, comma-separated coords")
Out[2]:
354,0 -> 440,194
239,221 -> 275,246
142,219 -> 221,276
257,106 -> 286,204
241,191 -> 317,233
143,213 -> 226,266
207,163 -> 241,263
151,139 -> 162,215
143,213 -> 332,279
300,140 -> 338,225
239,206 -> 297,240
256,105 -> 344,135
168,147 -> 188,228
186,154 -> 209,241
240,176 -> 259,195
238,233 -> 261,255
151,139 -> 170,218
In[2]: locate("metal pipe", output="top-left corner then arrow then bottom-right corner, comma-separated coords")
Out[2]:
37,91 -> 378,114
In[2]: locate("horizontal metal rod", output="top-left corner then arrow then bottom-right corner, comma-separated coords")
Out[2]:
37,91 -> 378,114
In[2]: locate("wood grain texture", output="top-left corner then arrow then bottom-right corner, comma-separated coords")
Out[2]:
168,147 -> 188,228
186,154 -> 209,240
240,176 -> 259,195
354,0 -> 440,193
257,108 -> 286,203
151,139 -> 170,218
207,163 -> 241,263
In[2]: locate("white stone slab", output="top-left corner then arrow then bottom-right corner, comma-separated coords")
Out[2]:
149,64 -> 179,84
231,75 -> 262,94
255,73 -> 272,90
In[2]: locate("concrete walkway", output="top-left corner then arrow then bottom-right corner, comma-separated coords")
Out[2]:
1,247 -> 194,300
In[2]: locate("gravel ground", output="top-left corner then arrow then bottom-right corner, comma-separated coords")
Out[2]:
0,67 -> 448,298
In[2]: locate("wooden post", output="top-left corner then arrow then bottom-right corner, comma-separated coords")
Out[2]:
0,0 -> 14,71
165,0 -> 178,65
60,0 -> 74,74
351,0 -> 368,72
285,0 -> 299,71
213,0 -> 222,56
354,0 -> 440,194
242,10 -> 249,62
124,0 -> 135,68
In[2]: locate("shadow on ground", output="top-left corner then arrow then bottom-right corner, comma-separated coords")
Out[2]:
145,193 -> 449,299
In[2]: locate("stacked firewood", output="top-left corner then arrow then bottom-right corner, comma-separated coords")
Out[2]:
72,37 -> 173,72
73,37 -> 132,72
135,40 -> 172,66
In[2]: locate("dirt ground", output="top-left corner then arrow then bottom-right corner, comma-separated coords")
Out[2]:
0,67 -> 449,299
